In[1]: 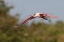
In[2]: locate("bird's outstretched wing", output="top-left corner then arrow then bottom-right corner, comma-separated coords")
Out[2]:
20,16 -> 36,25
46,14 -> 59,18
14,16 -> 36,27
43,14 -> 59,20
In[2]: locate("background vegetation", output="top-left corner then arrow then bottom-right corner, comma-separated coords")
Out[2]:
0,0 -> 64,42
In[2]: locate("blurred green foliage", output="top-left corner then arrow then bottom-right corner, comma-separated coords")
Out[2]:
0,0 -> 64,42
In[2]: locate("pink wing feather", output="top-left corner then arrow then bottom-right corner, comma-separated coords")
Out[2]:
46,14 -> 59,18
20,16 -> 36,25
14,16 -> 36,27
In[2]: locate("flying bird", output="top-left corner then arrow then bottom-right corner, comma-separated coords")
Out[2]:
14,13 -> 59,27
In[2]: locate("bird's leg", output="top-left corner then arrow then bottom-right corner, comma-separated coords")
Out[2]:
43,17 -> 48,20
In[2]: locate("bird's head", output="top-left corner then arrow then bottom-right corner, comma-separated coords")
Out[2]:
30,13 -> 40,18
30,14 -> 35,17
